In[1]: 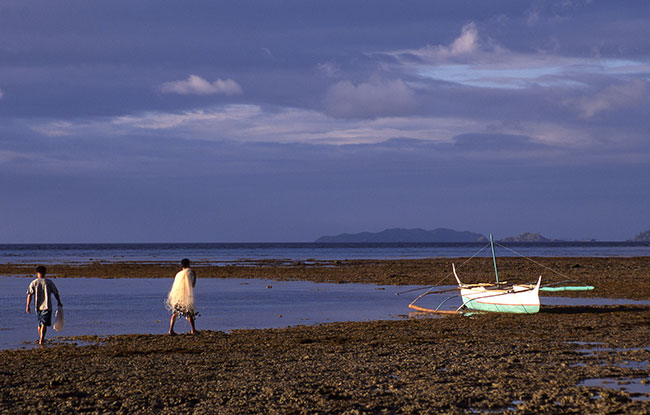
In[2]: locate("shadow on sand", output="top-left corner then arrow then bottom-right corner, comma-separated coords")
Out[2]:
540,305 -> 649,315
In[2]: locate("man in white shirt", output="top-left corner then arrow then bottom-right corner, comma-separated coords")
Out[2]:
26,266 -> 63,345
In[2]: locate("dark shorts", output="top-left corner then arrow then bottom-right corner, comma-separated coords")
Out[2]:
172,305 -> 198,319
37,310 -> 52,327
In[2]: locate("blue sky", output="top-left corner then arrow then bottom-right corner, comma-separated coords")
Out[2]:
1,0 -> 649,242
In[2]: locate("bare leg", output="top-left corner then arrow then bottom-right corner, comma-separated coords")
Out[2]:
38,324 -> 47,345
169,314 -> 177,335
189,315 -> 197,334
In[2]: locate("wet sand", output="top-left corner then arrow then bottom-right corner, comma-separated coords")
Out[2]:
1,258 -> 649,413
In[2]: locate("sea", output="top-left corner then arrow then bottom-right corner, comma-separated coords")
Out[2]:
2,277 -> 649,351
2,241 -> 650,351
1,241 -> 649,264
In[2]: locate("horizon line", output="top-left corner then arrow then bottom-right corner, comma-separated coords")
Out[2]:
0,240 -> 643,245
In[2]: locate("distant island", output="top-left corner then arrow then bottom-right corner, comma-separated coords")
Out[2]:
315,228 -> 650,243
315,228 -> 488,243
314,229 -> 571,243
498,232 -> 552,243
633,230 -> 650,242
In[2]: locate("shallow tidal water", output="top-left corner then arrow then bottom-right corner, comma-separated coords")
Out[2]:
1,276 -> 648,350
1,277 -> 420,350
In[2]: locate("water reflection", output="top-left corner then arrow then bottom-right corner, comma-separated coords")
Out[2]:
580,378 -> 650,401
2,276 -> 648,351
1,277 -> 414,350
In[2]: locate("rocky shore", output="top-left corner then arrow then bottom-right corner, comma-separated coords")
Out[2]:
1,258 -> 649,413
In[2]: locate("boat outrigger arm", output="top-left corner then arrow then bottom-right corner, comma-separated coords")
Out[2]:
453,264 -> 543,314
408,234 -> 594,314
409,265 -> 593,315
408,263 -> 544,314
408,288 -> 463,315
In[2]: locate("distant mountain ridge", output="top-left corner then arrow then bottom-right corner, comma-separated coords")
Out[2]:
315,228 -> 488,243
498,232 -> 552,242
315,228 -> 645,243
633,230 -> 650,242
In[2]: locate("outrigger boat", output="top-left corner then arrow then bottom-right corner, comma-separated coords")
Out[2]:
449,263 -> 542,314
408,234 -> 594,314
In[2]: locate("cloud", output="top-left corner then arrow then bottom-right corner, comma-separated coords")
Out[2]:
0,150 -> 22,164
446,22 -> 480,56
31,121 -> 76,137
567,79 -> 649,119
25,103 -> 570,147
23,90 -> 646,160
379,23 -> 650,91
0,148 -> 109,172
323,79 -> 416,118
158,74 -> 243,96
111,105 -> 261,130
25,102 -> 593,156
526,8 -> 541,26
452,133 -> 546,151
27,103 -> 486,145
317,62 -> 341,78
385,22 -> 492,65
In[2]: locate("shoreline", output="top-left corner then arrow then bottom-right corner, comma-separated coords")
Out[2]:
1,259 -> 649,412
2,256 -> 649,300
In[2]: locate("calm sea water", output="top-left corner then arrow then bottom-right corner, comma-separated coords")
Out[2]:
2,242 -> 649,350
1,242 -> 649,264
2,276 -> 648,351
0,277 -> 420,350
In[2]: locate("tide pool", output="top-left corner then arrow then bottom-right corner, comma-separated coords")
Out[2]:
2,277 -> 648,350
0,277 -> 419,350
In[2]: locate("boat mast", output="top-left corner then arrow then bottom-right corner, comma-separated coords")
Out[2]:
490,233 -> 499,284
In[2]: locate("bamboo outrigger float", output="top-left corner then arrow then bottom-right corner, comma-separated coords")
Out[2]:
408,234 -> 594,314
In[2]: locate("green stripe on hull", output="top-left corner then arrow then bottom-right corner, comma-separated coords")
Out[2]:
462,297 -> 540,314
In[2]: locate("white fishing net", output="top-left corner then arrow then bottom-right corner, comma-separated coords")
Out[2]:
165,269 -> 196,317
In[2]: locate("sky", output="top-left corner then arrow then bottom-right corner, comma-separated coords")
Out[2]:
1,0 -> 649,243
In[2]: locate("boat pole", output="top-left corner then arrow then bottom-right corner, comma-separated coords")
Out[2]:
490,233 -> 499,284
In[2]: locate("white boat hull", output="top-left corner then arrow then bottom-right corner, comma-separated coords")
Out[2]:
460,277 -> 541,314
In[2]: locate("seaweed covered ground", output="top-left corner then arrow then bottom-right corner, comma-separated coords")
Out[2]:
2,256 -> 650,299
1,258 -> 649,413
1,306 -> 649,414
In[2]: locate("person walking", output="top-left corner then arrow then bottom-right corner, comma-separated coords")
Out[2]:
26,266 -> 63,345
166,258 -> 198,335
